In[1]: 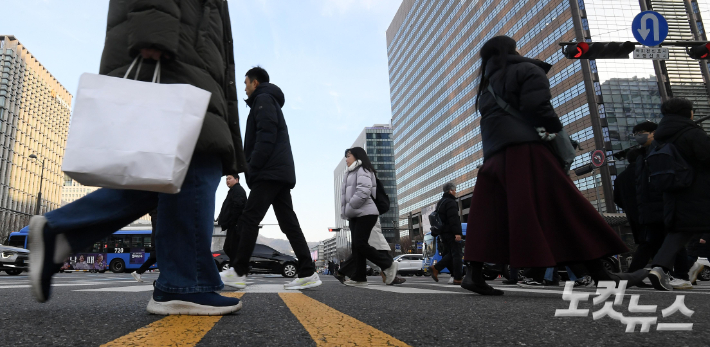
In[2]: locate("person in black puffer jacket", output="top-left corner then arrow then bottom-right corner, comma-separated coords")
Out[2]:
647,98 -> 710,290
428,182 -> 464,284
461,36 -> 643,296
222,67 -> 320,291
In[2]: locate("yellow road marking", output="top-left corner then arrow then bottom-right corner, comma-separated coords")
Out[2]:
102,293 -> 244,347
279,293 -> 410,347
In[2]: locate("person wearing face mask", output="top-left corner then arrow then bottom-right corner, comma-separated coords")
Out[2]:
621,121 -> 693,289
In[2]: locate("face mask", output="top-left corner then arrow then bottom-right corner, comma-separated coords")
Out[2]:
634,134 -> 649,145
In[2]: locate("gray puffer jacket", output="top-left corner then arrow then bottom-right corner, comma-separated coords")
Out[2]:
340,162 -> 378,219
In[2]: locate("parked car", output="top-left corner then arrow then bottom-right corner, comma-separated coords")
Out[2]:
212,243 -> 299,278
394,254 -> 424,276
0,244 -> 29,275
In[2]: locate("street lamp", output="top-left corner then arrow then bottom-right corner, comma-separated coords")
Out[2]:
29,154 -> 45,215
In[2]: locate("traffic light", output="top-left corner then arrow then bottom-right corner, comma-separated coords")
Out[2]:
687,43 -> 710,59
563,42 -> 636,59
328,228 -> 341,232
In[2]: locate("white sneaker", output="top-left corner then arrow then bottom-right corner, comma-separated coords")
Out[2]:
669,278 -> 693,290
344,279 -> 368,287
448,277 -> 454,284
688,262 -> 705,283
383,262 -> 399,285
131,271 -> 144,283
698,257 -> 710,267
284,273 -> 322,290
220,267 -> 247,289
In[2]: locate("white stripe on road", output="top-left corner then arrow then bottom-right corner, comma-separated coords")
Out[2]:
223,284 -> 299,293
75,285 -> 154,292
363,284 -> 466,294
0,282 -> 114,289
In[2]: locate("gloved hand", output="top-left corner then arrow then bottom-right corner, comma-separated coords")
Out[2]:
536,127 -> 557,141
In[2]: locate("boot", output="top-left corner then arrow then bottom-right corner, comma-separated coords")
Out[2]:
460,262 -> 504,296
584,259 -> 648,287
429,265 -> 440,282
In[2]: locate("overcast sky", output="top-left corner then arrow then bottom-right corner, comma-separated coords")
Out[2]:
0,0 -> 402,242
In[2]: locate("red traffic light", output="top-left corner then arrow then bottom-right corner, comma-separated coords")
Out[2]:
688,43 -> 710,59
574,42 -> 589,58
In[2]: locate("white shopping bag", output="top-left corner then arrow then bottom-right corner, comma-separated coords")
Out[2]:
62,58 -> 211,194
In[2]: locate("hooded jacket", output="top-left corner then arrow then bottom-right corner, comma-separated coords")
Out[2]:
243,82 -> 296,188
340,161 -> 379,219
100,0 -> 246,175
653,114 -> 710,232
479,55 -> 563,160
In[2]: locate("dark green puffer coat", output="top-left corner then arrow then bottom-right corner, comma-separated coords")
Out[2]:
98,0 -> 246,175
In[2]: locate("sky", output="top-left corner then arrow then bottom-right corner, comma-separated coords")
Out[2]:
0,0 -> 403,242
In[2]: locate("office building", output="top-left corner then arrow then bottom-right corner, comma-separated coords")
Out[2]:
333,124 -> 399,243
0,35 -> 72,239
61,175 -> 99,206
386,0 -> 710,234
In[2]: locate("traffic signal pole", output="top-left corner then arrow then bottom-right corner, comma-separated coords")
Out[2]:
568,0 -> 617,214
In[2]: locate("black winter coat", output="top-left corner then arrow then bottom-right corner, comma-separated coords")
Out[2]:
218,183 -> 247,230
687,233 -> 710,258
479,55 -> 564,160
654,115 -> 710,233
635,145 -> 664,225
613,161 -> 643,243
436,193 -> 462,236
243,83 -> 296,188
100,0 -> 247,175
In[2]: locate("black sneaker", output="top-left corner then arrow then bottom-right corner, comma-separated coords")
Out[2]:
28,216 -> 69,303
147,287 -> 242,315
333,272 -> 346,285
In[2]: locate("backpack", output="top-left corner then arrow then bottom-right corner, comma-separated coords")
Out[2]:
428,200 -> 446,237
645,128 -> 695,192
372,177 -> 390,215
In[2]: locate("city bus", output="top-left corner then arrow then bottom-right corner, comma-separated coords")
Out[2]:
6,226 -> 157,273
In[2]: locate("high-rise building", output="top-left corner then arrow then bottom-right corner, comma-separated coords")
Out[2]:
386,0 -> 710,234
333,124 -> 399,244
0,35 -> 72,239
61,175 -> 99,206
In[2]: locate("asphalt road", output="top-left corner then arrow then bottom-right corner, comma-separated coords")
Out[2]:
0,271 -> 708,346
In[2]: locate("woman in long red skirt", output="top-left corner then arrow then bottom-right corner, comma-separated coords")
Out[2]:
462,36 -> 648,295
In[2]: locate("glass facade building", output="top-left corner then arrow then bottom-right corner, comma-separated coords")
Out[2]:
386,0 -> 710,232
0,36 -> 72,240
333,124 -> 399,244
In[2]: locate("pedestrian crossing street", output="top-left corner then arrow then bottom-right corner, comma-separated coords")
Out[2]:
2,273 -> 709,346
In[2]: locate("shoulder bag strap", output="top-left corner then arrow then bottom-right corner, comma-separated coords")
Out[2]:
486,84 -> 525,120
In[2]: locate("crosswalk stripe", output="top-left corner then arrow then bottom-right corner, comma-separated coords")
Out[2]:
279,292 -> 410,347
101,293 -> 245,347
363,284 -> 467,294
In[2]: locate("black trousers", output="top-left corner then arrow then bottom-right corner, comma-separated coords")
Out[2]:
652,232 -> 696,278
350,215 -> 393,282
136,251 -> 157,274
628,223 -> 667,272
338,250 -> 391,279
233,181 -> 314,278
224,224 -> 241,267
628,224 -> 691,279
434,234 -> 463,280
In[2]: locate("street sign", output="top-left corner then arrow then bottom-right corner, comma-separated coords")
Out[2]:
395,244 -> 401,250
591,150 -> 606,168
416,242 -> 423,250
632,11 -> 668,46
634,46 -> 669,60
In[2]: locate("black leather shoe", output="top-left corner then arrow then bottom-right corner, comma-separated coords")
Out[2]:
461,264 -> 504,296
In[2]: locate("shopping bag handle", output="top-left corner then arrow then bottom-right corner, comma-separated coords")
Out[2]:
123,56 -> 161,83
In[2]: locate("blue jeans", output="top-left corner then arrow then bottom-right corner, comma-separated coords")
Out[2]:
44,154 -> 223,294
545,266 -> 578,281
